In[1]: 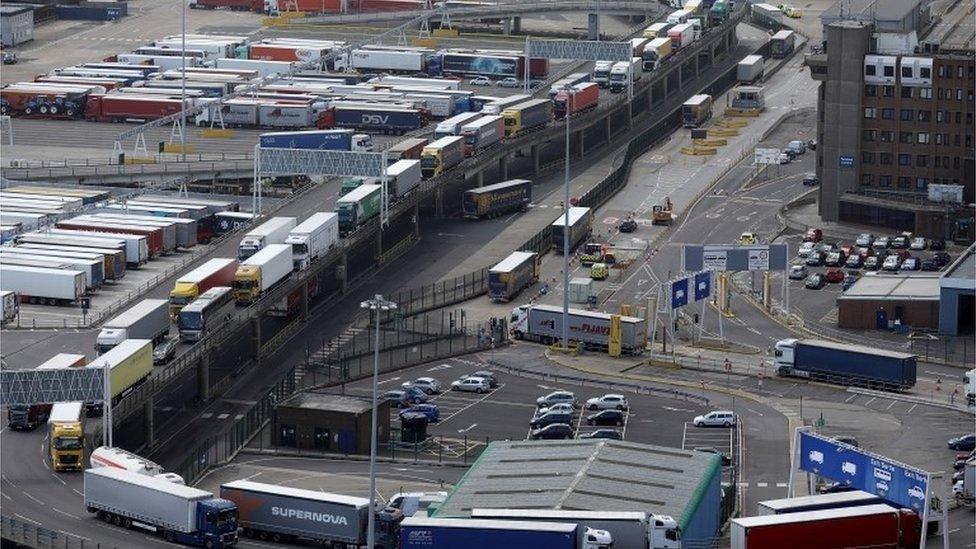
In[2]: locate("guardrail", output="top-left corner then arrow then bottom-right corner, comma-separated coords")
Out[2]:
1,515 -> 93,549
302,0 -> 661,24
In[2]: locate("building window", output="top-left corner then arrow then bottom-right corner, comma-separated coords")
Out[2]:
920,87 -> 932,99
864,107 -> 876,119
938,65 -> 946,77
865,85 -> 877,97
861,174 -> 874,186
899,132 -> 913,144
967,135 -> 973,148
863,129 -> 876,142
954,134 -> 961,146
879,152 -> 892,165
865,64 -> 877,76
969,89 -> 974,101
897,177 -> 911,189
920,67 -> 931,79
900,109 -> 913,121
901,86 -> 912,98
917,132 -> 930,143
968,113 -> 974,125
883,66 -> 894,77
880,131 -> 893,142
936,111 -> 945,122
938,88 -> 945,100
882,108 -> 894,119
918,110 -> 931,122
916,178 -> 927,190
957,89 -> 965,100
898,154 -> 911,166
883,85 -> 895,97
879,175 -> 892,187
955,112 -> 962,123
901,66 -> 912,78
943,155 -> 951,166
916,155 -> 928,167
862,151 -> 876,164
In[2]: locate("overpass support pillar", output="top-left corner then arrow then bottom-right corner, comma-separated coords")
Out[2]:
336,253 -> 348,293
531,144 -> 540,173
413,203 -> 421,238
604,116 -> 612,142
300,279 -> 309,322
376,228 -> 383,260
197,350 -> 210,402
498,156 -> 508,180
435,187 -> 445,217
587,13 -> 600,40
575,130 -> 585,158
251,317 -> 262,360
144,399 -> 155,449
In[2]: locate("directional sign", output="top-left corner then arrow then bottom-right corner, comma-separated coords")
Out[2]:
754,148 -> 781,165
798,431 -> 929,511
671,278 -> 689,309
748,248 -> 770,271
839,155 -> 855,167
694,271 -> 711,301
702,250 -> 728,271
684,244 -> 788,272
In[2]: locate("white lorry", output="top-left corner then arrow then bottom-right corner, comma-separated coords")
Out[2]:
471,509 -> 682,549
285,212 -> 339,271
609,58 -> 642,93
90,446 -> 185,484
510,304 -> 647,353
233,243 -> 293,304
0,265 -> 85,306
96,298 -> 170,353
238,216 -> 296,260
593,61 -> 614,88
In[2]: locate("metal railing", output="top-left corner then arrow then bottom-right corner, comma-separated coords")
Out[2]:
1,515 -> 92,549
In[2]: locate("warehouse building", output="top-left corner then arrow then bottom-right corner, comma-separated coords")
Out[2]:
837,273 -> 941,329
272,392 -> 389,454
939,244 -> 975,335
432,439 -> 723,544
0,5 -> 33,46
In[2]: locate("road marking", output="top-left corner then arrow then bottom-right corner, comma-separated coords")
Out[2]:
776,482 -> 789,488
52,507 -> 81,520
22,492 -> 44,505
200,412 -> 213,419
235,414 -> 245,421
662,405 -> 696,413
886,401 -> 896,410
72,489 -> 84,497
457,423 -> 478,434
51,474 -> 66,486
1,492 -> 11,501
865,397 -> 876,405
438,384 -> 505,425
747,327 -> 762,335
426,364 -> 453,371
14,514 -> 40,526
745,407 -> 764,417
756,482 -> 768,488
907,403 -> 918,413
845,394 -> 857,403
217,413 -> 230,420
377,376 -> 401,385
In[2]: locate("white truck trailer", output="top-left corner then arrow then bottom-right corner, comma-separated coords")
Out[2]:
90,446 -> 185,484
0,265 -> 85,306
233,243 -> 293,304
96,298 -> 170,353
471,509 -> 681,549
510,304 -> 647,353
238,217 -> 296,260
285,212 -> 339,271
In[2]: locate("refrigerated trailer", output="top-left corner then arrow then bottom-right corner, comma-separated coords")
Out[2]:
41,229 -> 149,266
0,265 -> 85,305
233,244 -> 293,304
461,114 -> 504,156
96,299 -> 170,353
550,207 -> 593,253
489,251 -> 539,302
89,213 -> 197,249
511,304 -> 647,353
285,212 -> 339,270
238,217 -> 297,260
0,252 -> 103,291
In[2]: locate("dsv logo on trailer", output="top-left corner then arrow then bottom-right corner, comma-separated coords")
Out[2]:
271,506 -> 348,525
362,114 -> 389,125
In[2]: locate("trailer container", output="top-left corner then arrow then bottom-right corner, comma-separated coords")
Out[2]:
214,212 -> 255,236
440,53 -> 548,78
31,230 -> 146,267
0,265 -> 85,305
118,200 -> 209,221
15,242 -> 126,279
55,219 -> 165,257
322,105 -> 425,134
0,191 -> 83,210
630,37 -> 650,58
286,213 -> 339,270
385,137 -> 428,162
774,338 -> 917,390
511,304 -> 647,353
86,339 -> 153,411
335,184 -> 382,235
730,504 -> 920,549
0,211 -> 48,229
642,37 -> 674,71
550,207 -> 593,253
481,94 -> 530,115
547,72 -> 591,99
257,102 -> 328,129
757,491 -> 881,515
668,23 -> 695,49
737,55 -> 764,83
668,8 -> 692,24
0,251 -> 103,291
371,75 -> 458,90
1,290 -> 18,325
471,509 -> 681,549
462,178 -> 532,218
553,82 -> 599,119
96,299 -> 170,352
169,258 -> 238,317
214,57 -> 295,77
418,135 -> 463,178
258,128 -> 373,151
238,217 -> 297,260
84,467 -> 238,548
233,243 -> 292,304
643,22 -> 672,38
460,114 -> 504,156
770,30 -> 795,58
681,94 -> 713,127
7,186 -> 111,204
608,59 -> 642,93
90,213 -> 198,250
710,0 -> 729,25
90,446 -> 184,483
593,61 -> 614,88
399,516 -> 601,549
85,94 -> 186,122
71,214 -> 176,253
384,159 -> 422,198
434,111 -> 481,140
334,49 -> 431,73
502,99 -> 552,137
489,251 -> 539,302
139,195 -> 238,215
250,43 -> 329,63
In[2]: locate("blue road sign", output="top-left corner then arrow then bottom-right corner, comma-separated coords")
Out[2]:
799,431 -> 928,511
694,271 -> 711,301
671,278 -> 689,309
839,155 -> 855,167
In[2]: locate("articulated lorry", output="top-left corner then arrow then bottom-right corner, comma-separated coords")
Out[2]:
320,105 -> 426,134
14,243 -> 126,280
0,264 -> 86,306
286,212 -> 339,271
681,94 -> 713,127
383,159 -> 423,198
737,54 -> 764,83
233,244 -> 292,305
90,446 -> 184,483
511,304 -> 647,353
258,128 -> 373,152
502,99 -> 552,137
335,184 -> 382,236
462,179 -> 533,219
238,217 -> 296,260
420,135 -> 465,179
461,114 -> 504,156
399,516 -> 612,549
641,37 -> 673,71
489,251 -> 539,302
551,207 -> 593,254
730,504 -> 921,549
609,59 -> 642,93
169,258 -> 238,318
385,137 -> 428,162
84,467 -> 239,548
49,402 -> 86,472
471,509 -> 681,549
0,252 -> 102,292
86,339 -> 153,414
553,82 -> 599,119
96,299 -> 170,353
774,338 -> 917,390
434,111 -> 482,140
178,286 -> 235,342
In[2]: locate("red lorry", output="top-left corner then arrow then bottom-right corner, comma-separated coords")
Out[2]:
191,0 -> 265,10
731,504 -> 921,549
1,83 -> 100,117
84,94 -> 185,122
55,220 -> 165,258
553,82 -> 599,119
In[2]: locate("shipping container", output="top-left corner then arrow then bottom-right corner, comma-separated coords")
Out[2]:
502,99 -> 552,137
462,179 -> 532,219
550,207 -> 593,253
96,299 -> 170,352
489,251 -> 539,302
511,304 -> 647,353
460,114 -> 504,156
420,136 -> 464,178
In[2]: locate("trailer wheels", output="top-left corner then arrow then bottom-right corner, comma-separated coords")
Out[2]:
24,105 -> 34,115
121,517 -> 132,529
49,104 -> 60,115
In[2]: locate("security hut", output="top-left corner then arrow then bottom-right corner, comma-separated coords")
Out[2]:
272,392 -> 389,455
432,439 -> 723,545
0,5 -> 33,46
837,273 -> 941,330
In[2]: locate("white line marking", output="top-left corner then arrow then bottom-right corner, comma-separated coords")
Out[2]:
907,403 -> 917,413
457,423 -> 478,433
745,407 -> 764,417
1,492 -> 12,501
52,507 -> 81,520
776,482 -> 789,488
14,514 -> 41,526
438,384 -> 505,425
662,405 -> 696,413
22,492 -> 44,505
756,482 -> 768,488
51,474 -> 66,486
886,400 -> 896,410
217,413 -> 230,420
72,489 -> 84,497
845,394 -> 857,403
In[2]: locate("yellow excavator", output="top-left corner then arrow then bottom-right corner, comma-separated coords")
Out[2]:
652,197 -> 674,225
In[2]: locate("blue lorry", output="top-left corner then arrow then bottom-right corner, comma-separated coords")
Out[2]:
259,129 -> 373,152
324,105 -> 426,135
399,516 -> 612,549
774,338 -> 917,390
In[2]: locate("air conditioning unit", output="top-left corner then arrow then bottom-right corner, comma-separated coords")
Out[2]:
8,159 -> 27,168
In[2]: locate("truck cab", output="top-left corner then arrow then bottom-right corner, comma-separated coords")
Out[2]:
648,513 -> 682,548
95,328 -> 127,353
187,498 -> 239,548
49,403 -> 85,472
387,491 -> 447,517
965,368 -> 975,405
593,61 -> 614,88
232,265 -> 262,304
774,338 -> 797,373
7,403 -> 52,430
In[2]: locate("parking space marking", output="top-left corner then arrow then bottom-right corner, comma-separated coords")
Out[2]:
845,394 -> 858,403
620,410 -> 630,439
907,403 -> 918,413
436,384 -> 506,425
457,424 -> 477,433
573,408 -> 585,438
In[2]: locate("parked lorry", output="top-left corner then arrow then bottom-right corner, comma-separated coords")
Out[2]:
385,137 -> 428,162
7,354 -> 86,430
89,213 -> 198,250
0,83 -> 97,117
460,115 -> 503,156
681,94 -> 713,127
489,251 -> 540,302
510,304 -> 647,353
641,38 -> 674,71
502,99 -> 552,137
440,52 -> 548,79
551,207 -> 593,253
737,54 -> 764,83
15,243 -> 126,279
770,30 -> 796,59
86,339 -> 153,413
434,111 -> 482,140
169,258 -> 238,318
214,57 -> 295,77
463,179 -> 532,219
221,480 -> 402,546
238,217 -> 296,260
90,446 -> 184,483
233,244 -> 292,305
85,94 -> 186,122
258,129 -> 373,152
335,184 -> 382,235
55,219 -> 165,257
730,504 -> 921,549
321,105 -> 426,134
0,265 -> 85,306
1,290 -> 18,325
249,43 -> 329,63
385,159 -> 423,198
609,59 -> 642,93
334,49 -> 432,73
553,82 -> 599,119
84,467 -> 239,548
668,23 -> 696,49
43,229 -> 149,266
757,491 -> 881,515
69,214 -> 176,254
286,212 -> 339,270
472,509 -> 681,549
96,299 -> 169,353
774,338 -> 917,390
399,516 -> 612,549
420,135 -> 465,178
49,402 -> 86,472
0,251 -> 103,292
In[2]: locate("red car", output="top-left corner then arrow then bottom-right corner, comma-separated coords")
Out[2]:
803,228 -> 823,242
840,244 -> 855,257
825,267 -> 845,283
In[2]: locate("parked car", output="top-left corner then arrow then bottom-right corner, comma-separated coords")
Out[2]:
469,370 -> 498,388
787,140 -> 806,155
382,389 -> 428,408
781,147 -> 797,160
537,390 -> 577,408
824,267 -> 844,283
497,77 -> 521,88
845,254 -> 863,269
872,236 -> 890,250
929,239 -> 947,251
693,410 -> 736,427
578,429 -> 621,440
530,410 -> 574,428
902,257 -> 920,271
585,394 -> 629,411
824,252 -> 843,267
153,338 -> 178,365
820,481 -> 856,494
802,173 -> 819,186
618,218 -> 638,233
694,446 -> 731,466
863,256 -> 881,271
586,409 -> 625,426
451,376 -> 490,393
855,233 -> 875,247
803,228 -> 823,242
798,241 -> 816,258
400,403 -> 440,422
882,255 -> 901,271
530,423 -> 574,440
535,403 -> 575,417
778,152 -> 791,164
947,434 -> 976,451
920,258 -> 940,271
909,237 -> 927,250
807,138 -> 817,150
788,265 -> 808,280
469,76 -> 493,86
403,377 -> 442,394
933,252 -> 952,267
805,252 -> 824,266
805,274 -> 825,289
890,236 -> 908,249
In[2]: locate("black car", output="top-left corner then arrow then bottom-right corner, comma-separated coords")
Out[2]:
920,259 -> 939,271
832,436 -> 859,447
802,173 -> 819,186
530,423 -> 574,440
819,481 -> 856,494
579,429 -> 622,440
805,274 -> 825,289
933,252 -> 952,267
807,139 -> 817,150
530,411 -> 574,429
153,338 -> 178,365
948,434 -> 976,451
618,218 -> 638,233
586,409 -> 624,426
929,239 -> 946,251
693,446 -> 731,466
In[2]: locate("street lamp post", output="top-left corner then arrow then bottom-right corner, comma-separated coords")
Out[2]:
561,107 -> 570,349
360,294 -> 397,549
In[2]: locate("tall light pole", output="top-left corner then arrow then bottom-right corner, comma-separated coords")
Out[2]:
360,294 -> 396,549
561,108 -> 570,349
180,0 -> 186,162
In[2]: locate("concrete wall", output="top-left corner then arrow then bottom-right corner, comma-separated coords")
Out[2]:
939,287 -> 974,336
838,298 -> 939,329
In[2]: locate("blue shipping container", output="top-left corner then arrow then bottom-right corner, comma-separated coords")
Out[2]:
259,129 -> 353,150
332,107 -> 424,132
400,522 -> 579,549
55,2 -> 127,21
791,340 -> 916,389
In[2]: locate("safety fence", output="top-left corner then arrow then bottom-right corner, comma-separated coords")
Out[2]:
1,515 -> 92,549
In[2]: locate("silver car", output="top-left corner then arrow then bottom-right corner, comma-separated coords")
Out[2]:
585,394 -> 629,411
693,410 -> 736,427
535,402 -> 575,417
536,390 -> 577,408
403,377 -> 441,394
451,376 -> 490,393
497,77 -> 520,88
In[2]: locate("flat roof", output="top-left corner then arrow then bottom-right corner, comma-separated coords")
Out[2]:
821,0 -> 919,23
924,0 -> 975,51
278,392 -> 375,414
942,244 -> 975,289
837,273 -> 941,301
432,439 -> 720,532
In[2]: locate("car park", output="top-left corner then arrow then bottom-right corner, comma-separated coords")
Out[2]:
400,403 -> 440,422
578,429 -> 622,440
693,446 -> 731,466
805,274 -> 825,289
824,252 -> 843,267
788,265 -> 808,280
803,228 -> 823,242
618,218 -> 638,233
530,410 -> 574,428
824,267 -> 844,283
403,377 -> 442,394
693,410 -> 735,427
530,423 -> 574,440
153,338 -> 178,365
451,376 -> 490,393
882,255 -> 901,271
586,409 -> 625,426
787,140 -> 806,155
890,236 -> 908,249
497,77 -> 520,88
872,236 -> 890,250
585,394 -> 629,411
921,258 -> 939,271
855,233 -> 874,247
863,256 -> 881,271
535,403 -> 575,417
805,252 -> 824,266
537,390 -> 577,408
948,434 -> 976,451
909,237 -> 927,250
798,242 -> 816,257
801,173 -> 819,186
901,257 -> 920,271
845,254 -> 862,269
469,76 -> 492,86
